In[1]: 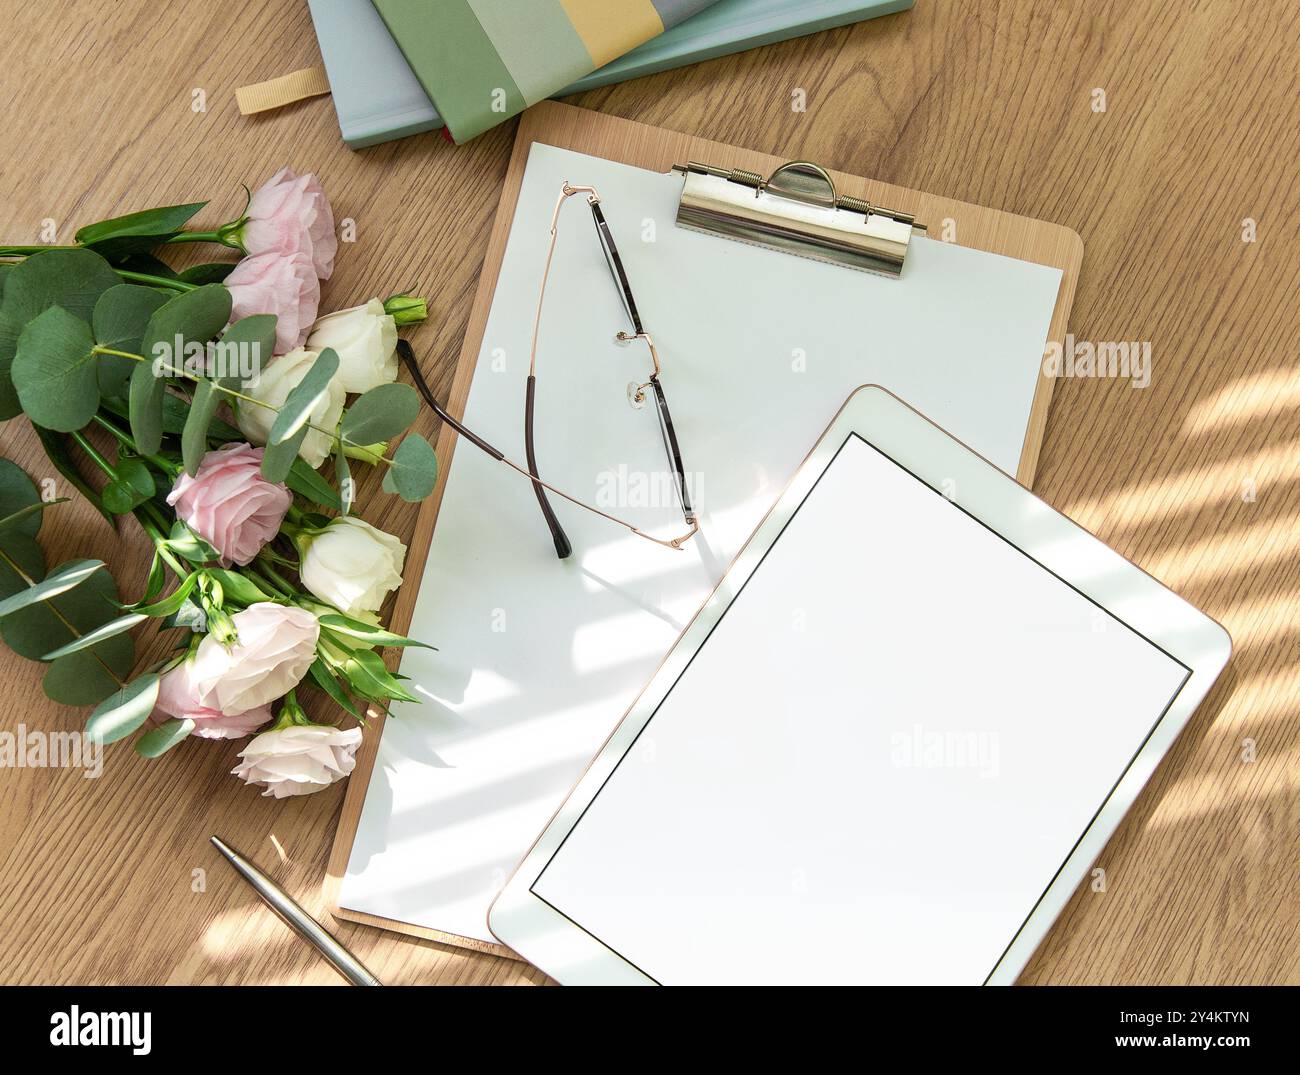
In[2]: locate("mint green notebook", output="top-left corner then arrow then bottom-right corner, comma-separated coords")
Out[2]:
309,0 -> 914,148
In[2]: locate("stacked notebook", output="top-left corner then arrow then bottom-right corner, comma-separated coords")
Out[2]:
308,0 -> 914,147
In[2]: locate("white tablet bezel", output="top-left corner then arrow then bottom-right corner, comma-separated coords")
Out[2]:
487,385 -> 1232,985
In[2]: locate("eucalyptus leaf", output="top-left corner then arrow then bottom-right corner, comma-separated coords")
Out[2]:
341,382 -> 420,445
268,348 -> 338,446
0,248 -> 120,420
127,359 -> 166,456
0,458 -> 44,537
381,432 -> 438,502
31,425 -> 113,524
75,201 -> 207,258
43,632 -> 135,706
132,284 -> 232,453
182,378 -> 221,475
92,284 -> 167,397
213,313 -> 276,388
134,717 -> 195,757
101,480 -> 139,515
116,457 -> 155,499
0,557 -> 104,619
10,306 -> 100,431
83,673 -> 160,745
0,560 -> 116,660
0,531 -> 44,603
0,499 -> 65,534
261,426 -> 308,484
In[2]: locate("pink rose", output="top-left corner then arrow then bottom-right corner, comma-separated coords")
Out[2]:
153,659 -> 272,740
190,603 -> 319,716
242,167 -> 337,280
166,443 -> 292,566
225,250 -> 320,354
232,724 -> 363,798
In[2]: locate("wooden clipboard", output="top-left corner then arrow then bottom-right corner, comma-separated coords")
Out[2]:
325,100 -> 1084,958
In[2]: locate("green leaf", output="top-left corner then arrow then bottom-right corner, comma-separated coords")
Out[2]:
203,568 -> 269,607
286,456 -> 341,510
0,498 -> 66,533
319,613 -> 433,650
31,425 -> 114,524
92,284 -> 168,397
161,598 -> 207,632
381,432 -> 438,502
182,378 -> 221,475
0,557 -> 104,619
129,571 -> 198,617
0,532 -> 44,604
43,632 -> 134,706
214,314 -> 276,389
261,427 -> 307,484
113,253 -> 180,279
75,201 -> 207,258
342,648 -> 419,703
269,348 -> 339,446
132,284 -> 233,453
116,457 -> 155,499
335,439 -> 353,516
142,551 -> 166,603
41,611 -> 146,660
127,359 -> 167,457
308,658 -> 363,720
179,262 -> 238,286
134,717 -> 195,757
165,521 -> 219,564
101,391 -> 240,440
0,248 -> 120,420
0,457 -> 44,538
84,673 -> 161,745
341,383 -> 420,445
102,480 -> 137,515
0,559 -> 116,660
10,306 -> 100,431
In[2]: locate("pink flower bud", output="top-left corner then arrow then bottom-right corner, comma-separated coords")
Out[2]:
166,443 -> 292,566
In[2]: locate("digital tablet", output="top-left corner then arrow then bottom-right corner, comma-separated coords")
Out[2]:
488,386 -> 1231,985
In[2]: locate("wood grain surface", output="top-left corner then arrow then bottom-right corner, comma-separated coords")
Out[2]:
0,0 -> 1295,986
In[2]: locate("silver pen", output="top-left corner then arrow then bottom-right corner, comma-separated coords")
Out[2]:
210,835 -> 382,986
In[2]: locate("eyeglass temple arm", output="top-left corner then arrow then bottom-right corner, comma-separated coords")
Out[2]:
398,340 -> 571,557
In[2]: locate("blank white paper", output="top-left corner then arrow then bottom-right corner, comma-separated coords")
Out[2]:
532,435 -> 1189,984
340,144 -> 1065,945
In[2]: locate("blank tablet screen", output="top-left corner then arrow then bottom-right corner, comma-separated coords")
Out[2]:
530,434 -> 1189,984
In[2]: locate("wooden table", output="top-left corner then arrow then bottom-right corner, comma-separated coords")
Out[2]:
0,1 -> 1295,986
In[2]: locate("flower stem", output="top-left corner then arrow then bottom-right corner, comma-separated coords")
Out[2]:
90,415 -> 179,477
90,346 -> 388,461
115,269 -> 197,292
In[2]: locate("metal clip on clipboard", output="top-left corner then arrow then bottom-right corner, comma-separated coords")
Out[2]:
673,160 -> 926,278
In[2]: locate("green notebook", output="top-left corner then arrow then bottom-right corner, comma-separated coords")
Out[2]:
373,0 -> 719,143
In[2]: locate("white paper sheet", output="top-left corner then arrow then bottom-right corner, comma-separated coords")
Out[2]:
339,144 -> 1064,944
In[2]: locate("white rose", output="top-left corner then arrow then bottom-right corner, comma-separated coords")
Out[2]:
236,346 -> 345,468
305,298 -> 398,394
232,724 -> 363,797
190,603 -> 320,716
299,516 -> 406,616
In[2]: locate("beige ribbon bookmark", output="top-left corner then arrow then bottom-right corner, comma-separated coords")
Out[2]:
236,65 -> 332,115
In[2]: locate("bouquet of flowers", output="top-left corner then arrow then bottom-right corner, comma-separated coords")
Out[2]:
0,167 -> 439,796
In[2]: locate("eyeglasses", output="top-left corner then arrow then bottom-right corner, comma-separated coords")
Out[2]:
398,180 -> 700,560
